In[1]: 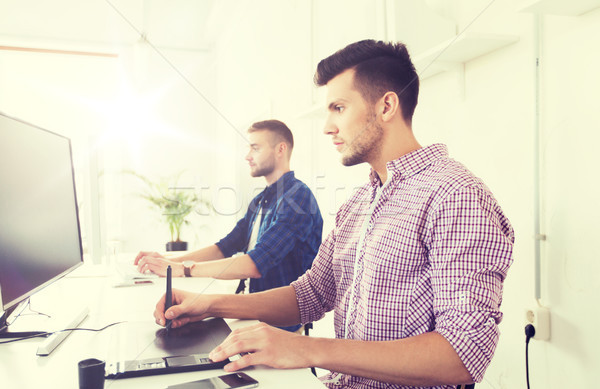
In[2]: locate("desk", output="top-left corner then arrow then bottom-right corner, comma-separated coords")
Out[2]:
0,264 -> 325,389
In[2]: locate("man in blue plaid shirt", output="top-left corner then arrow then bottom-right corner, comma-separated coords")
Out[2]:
135,120 -> 323,331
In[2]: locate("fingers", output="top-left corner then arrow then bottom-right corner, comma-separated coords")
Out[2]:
136,256 -> 149,273
134,251 -> 157,265
209,324 -> 264,362
154,289 -> 184,326
154,294 -> 167,326
154,289 -> 209,329
136,259 -> 149,274
137,257 -> 169,276
133,251 -> 146,265
134,251 -> 163,265
211,332 -> 264,372
146,260 -> 167,277
209,323 -> 307,371
223,353 -> 259,372
154,292 -> 188,327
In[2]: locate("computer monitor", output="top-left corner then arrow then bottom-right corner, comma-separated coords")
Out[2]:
0,112 -> 84,335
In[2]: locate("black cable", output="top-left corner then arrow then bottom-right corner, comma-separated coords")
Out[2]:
0,321 -> 126,344
525,324 -> 536,389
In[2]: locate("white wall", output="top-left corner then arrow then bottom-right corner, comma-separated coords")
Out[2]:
1,0 -> 599,387
533,8 -> 600,388
411,2 -> 600,388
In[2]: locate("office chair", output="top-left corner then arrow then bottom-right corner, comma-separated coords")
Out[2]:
303,322 -> 313,336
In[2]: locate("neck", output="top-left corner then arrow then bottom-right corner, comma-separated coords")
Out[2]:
370,124 -> 421,183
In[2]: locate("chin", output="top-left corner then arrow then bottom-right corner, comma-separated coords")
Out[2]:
250,168 -> 266,177
341,155 -> 363,167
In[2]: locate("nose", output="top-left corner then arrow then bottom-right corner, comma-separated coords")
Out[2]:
245,151 -> 252,161
323,114 -> 338,135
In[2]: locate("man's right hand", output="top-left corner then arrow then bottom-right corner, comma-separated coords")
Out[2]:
134,251 -> 164,265
154,288 -> 213,329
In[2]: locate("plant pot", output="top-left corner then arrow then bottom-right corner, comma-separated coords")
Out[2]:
166,241 -> 188,252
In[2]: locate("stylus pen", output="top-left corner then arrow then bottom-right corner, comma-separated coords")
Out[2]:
165,265 -> 172,331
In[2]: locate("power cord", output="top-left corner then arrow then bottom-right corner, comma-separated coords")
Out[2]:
525,324 -> 536,389
0,321 -> 126,344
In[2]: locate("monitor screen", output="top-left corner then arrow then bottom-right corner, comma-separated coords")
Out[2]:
0,112 -> 83,314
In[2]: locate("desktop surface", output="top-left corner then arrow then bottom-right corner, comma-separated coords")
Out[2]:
0,262 -> 325,389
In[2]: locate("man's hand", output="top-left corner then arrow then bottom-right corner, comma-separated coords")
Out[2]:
154,288 -> 212,328
137,255 -> 184,277
209,322 -> 312,372
134,251 -> 164,265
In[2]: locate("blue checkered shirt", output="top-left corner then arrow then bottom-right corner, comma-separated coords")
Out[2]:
216,171 -> 323,330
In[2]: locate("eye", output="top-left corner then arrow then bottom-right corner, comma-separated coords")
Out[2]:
335,105 -> 345,113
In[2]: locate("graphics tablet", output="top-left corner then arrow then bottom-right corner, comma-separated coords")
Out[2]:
105,318 -> 232,379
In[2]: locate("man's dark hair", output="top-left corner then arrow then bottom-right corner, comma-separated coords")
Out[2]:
314,39 -> 419,125
248,119 -> 294,153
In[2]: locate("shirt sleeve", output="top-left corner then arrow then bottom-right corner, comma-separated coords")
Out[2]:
215,208 -> 253,258
292,228 -> 337,324
428,185 -> 514,383
247,184 -> 319,277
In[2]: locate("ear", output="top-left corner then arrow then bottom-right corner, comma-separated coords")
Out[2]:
379,92 -> 401,123
276,142 -> 288,157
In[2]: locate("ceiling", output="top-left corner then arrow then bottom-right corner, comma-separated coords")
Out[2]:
0,0 -> 228,52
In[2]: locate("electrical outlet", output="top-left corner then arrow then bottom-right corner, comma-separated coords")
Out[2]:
525,307 -> 551,341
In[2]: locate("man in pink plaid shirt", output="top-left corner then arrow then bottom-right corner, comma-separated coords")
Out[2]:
153,40 -> 514,389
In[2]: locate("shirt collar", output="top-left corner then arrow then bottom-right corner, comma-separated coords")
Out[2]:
368,143 -> 448,186
262,171 -> 295,200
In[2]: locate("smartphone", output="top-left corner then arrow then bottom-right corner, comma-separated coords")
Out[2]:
166,372 -> 259,389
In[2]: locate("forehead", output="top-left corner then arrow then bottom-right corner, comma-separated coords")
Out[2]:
248,129 -> 273,145
325,68 -> 363,104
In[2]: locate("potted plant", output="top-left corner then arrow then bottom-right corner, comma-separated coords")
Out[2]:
126,171 -> 209,251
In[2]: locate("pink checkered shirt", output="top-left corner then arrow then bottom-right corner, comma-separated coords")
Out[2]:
292,144 -> 514,389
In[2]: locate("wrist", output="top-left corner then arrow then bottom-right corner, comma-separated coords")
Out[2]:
174,263 -> 185,277
303,336 -> 329,368
204,294 -> 224,318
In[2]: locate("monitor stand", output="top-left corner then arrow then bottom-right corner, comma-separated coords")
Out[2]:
0,300 -> 89,356
0,300 -> 48,338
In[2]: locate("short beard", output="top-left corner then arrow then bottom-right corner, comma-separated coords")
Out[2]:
250,161 -> 275,178
341,114 -> 383,167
